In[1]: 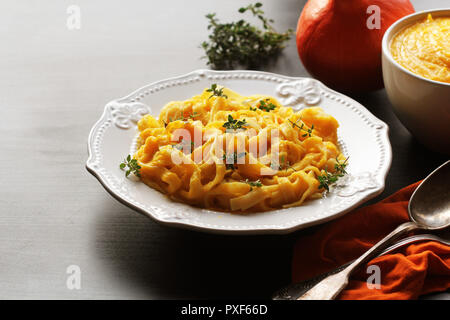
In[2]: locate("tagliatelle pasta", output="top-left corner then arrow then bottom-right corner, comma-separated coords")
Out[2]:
133,86 -> 346,212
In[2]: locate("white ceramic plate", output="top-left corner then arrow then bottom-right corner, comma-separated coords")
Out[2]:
86,70 -> 392,234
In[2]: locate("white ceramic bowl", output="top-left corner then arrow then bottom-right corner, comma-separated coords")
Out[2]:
382,8 -> 450,154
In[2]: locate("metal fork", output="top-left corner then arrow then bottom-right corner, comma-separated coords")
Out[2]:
272,233 -> 450,300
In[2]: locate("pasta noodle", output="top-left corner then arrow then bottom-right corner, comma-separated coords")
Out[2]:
133,86 -> 346,212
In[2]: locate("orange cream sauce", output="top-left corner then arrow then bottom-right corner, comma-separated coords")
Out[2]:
391,14 -> 450,83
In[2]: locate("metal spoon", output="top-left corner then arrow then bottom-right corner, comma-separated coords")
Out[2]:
298,160 -> 450,300
273,233 -> 450,300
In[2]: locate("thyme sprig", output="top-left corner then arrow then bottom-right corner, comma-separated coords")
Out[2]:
279,155 -> 296,172
223,114 -> 248,130
223,151 -> 246,170
206,84 -> 228,99
243,178 -> 263,190
317,157 -> 349,191
201,2 -> 293,69
288,118 -> 314,137
168,111 -> 199,123
258,99 -> 276,112
173,138 -> 195,152
120,155 -> 141,178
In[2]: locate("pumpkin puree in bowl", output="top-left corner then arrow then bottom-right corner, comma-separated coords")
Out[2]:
390,14 -> 450,83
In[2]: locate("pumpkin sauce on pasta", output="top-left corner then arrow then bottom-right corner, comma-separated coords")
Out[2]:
133,86 -> 346,212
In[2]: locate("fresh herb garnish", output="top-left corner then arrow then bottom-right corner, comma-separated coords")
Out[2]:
187,111 -> 199,119
120,155 -> 141,178
201,2 -> 293,69
173,138 -> 195,152
223,151 -> 246,170
168,111 -> 199,123
223,114 -> 248,130
288,118 -> 314,137
317,157 -> 349,191
249,107 -> 258,111
206,84 -> 228,99
243,178 -> 263,190
258,99 -> 276,112
279,154 -> 296,172
334,156 -> 349,174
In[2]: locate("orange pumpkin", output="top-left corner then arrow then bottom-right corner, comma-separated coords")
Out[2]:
296,0 -> 415,92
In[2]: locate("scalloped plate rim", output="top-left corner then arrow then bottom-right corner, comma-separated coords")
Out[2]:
86,69 -> 392,235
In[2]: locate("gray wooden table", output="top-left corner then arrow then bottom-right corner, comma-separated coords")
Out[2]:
0,0 -> 448,299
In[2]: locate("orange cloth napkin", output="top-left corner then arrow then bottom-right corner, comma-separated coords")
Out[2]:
292,182 -> 450,299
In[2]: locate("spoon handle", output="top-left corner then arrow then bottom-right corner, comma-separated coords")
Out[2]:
297,221 -> 419,300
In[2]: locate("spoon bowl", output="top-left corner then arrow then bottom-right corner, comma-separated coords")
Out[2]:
409,161 -> 450,230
